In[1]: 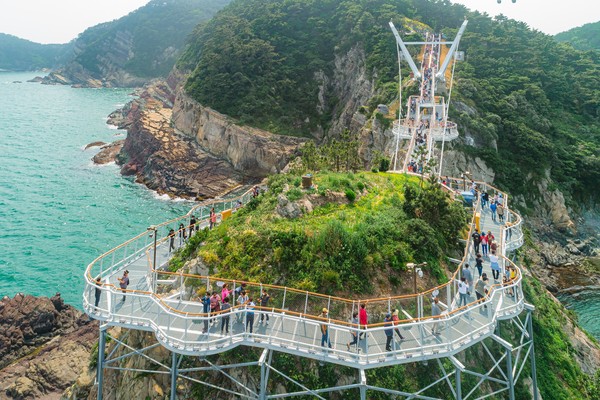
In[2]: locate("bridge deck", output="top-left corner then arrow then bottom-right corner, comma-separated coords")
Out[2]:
85,180 -> 525,369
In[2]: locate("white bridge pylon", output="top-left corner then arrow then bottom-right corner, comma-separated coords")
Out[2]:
389,20 -> 468,175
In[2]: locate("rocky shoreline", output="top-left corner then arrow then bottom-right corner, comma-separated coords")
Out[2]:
0,294 -> 97,399
90,72 -> 305,200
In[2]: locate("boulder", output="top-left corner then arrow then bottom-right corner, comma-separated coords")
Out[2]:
92,140 -> 125,164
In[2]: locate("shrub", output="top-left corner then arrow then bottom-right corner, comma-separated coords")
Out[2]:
356,181 -> 365,191
287,188 -> 303,201
371,167 -> 379,173
345,189 -> 356,202
379,157 -> 390,172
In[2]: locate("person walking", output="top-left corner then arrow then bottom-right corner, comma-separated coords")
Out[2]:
220,297 -> 231,334
490,251 -> 501,281
431,297 -> 442,335
245,298 -> 256,333
475,273 -> 489,309
94,276 -> 102,308
168,228 -> 176,253
237,290 -> 248,323
118,270 -> 129,302
259,289 -> 271,325
490,201 -> 497,222
221,283 -> 232,305
346,312 -> 359,351
497,203 -> 505,223
359,303 -> 368,339
481,191 -> 488,208
471,229 -> 481,254
201,291 -> 211,333
210,292 -> 221,325
209,207 -> 217,230
320,308 -> 332,349
384,314 -> 394,351
391,309 -> 404,340
475,253 -> 484,278
480,232 -> 488,257
178,223 -> 186,246
457,277 -> 468,308
189,215 -> 197,237
462,263 -> 473,295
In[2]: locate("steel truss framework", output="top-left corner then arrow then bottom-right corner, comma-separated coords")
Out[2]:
95,306 -> 538,400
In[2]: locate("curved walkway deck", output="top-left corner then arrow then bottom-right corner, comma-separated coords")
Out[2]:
84,176 -> 525,369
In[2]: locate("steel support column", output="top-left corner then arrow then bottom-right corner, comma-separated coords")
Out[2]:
527,307 -> 539,400
360,369 -> 367,400
97,328 -> 107,400
455,368 -> 462,400
507,347 -> 515,400
170,352 -> 178,400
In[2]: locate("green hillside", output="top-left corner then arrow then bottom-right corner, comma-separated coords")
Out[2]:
0,33 -> 71,71
556,21 -> 600,51
66,0 -> 231,80
167,170 -> 600,399
180,0 -> 599,203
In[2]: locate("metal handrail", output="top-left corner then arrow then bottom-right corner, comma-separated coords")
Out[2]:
84,175 -> 524,341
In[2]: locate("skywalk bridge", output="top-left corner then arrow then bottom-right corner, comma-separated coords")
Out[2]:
84,177 -> 537,400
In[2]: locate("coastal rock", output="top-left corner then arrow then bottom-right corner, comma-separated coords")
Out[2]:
119,84 -> 244,199
0,294 -> 96,400
92,140 -> 125,164
172,91 -> 304,178
85,141 -> 107,150
0,293 -> 84,370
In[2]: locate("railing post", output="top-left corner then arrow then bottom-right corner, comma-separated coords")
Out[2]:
304,291 -> 309,315
281,288 -> 287,310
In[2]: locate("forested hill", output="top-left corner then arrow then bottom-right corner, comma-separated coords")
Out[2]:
179,0 -> 599,203
0,33 -> 71,71
556,21 -> 600,51
45,0 -> 230,87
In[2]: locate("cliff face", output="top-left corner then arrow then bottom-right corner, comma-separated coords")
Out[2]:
0,294 -> 97,400
172,92 -> 305,178
116,73 -> 304,198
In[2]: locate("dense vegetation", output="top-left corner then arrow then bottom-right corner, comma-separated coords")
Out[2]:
522,278 -> 600,399
170,171 -> 466,295
0,33 -> 71,71
556,21 -> 600,51
70,0 -> 230,79
180,0 -> 599,202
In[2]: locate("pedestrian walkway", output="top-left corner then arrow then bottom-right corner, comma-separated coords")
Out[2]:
84,178 -> 525,369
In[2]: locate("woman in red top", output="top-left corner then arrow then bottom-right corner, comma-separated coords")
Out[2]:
359,303 -> 368,339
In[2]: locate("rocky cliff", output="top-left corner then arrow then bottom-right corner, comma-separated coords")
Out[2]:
115,74 -> 304,199
0,294 -> 97,399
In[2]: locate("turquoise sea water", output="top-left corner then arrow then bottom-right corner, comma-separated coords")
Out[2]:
0,71 -> 192,307
559,290 -> 600,340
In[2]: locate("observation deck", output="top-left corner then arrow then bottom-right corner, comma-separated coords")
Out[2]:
84,178 -> 526,370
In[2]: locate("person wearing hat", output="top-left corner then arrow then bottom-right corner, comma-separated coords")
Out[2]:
475,273 -> 489,309
384,313 -> 394,351
320,308 -> 332,349
391,309 -> 404,340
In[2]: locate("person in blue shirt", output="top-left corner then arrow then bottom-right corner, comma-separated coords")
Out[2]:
201,292 -> 211,333
245,297 -> 256,333
490,201 -> 497,222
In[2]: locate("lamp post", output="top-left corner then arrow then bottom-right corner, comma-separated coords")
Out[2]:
147,225 -> 157,293
406,262 -> 427,295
